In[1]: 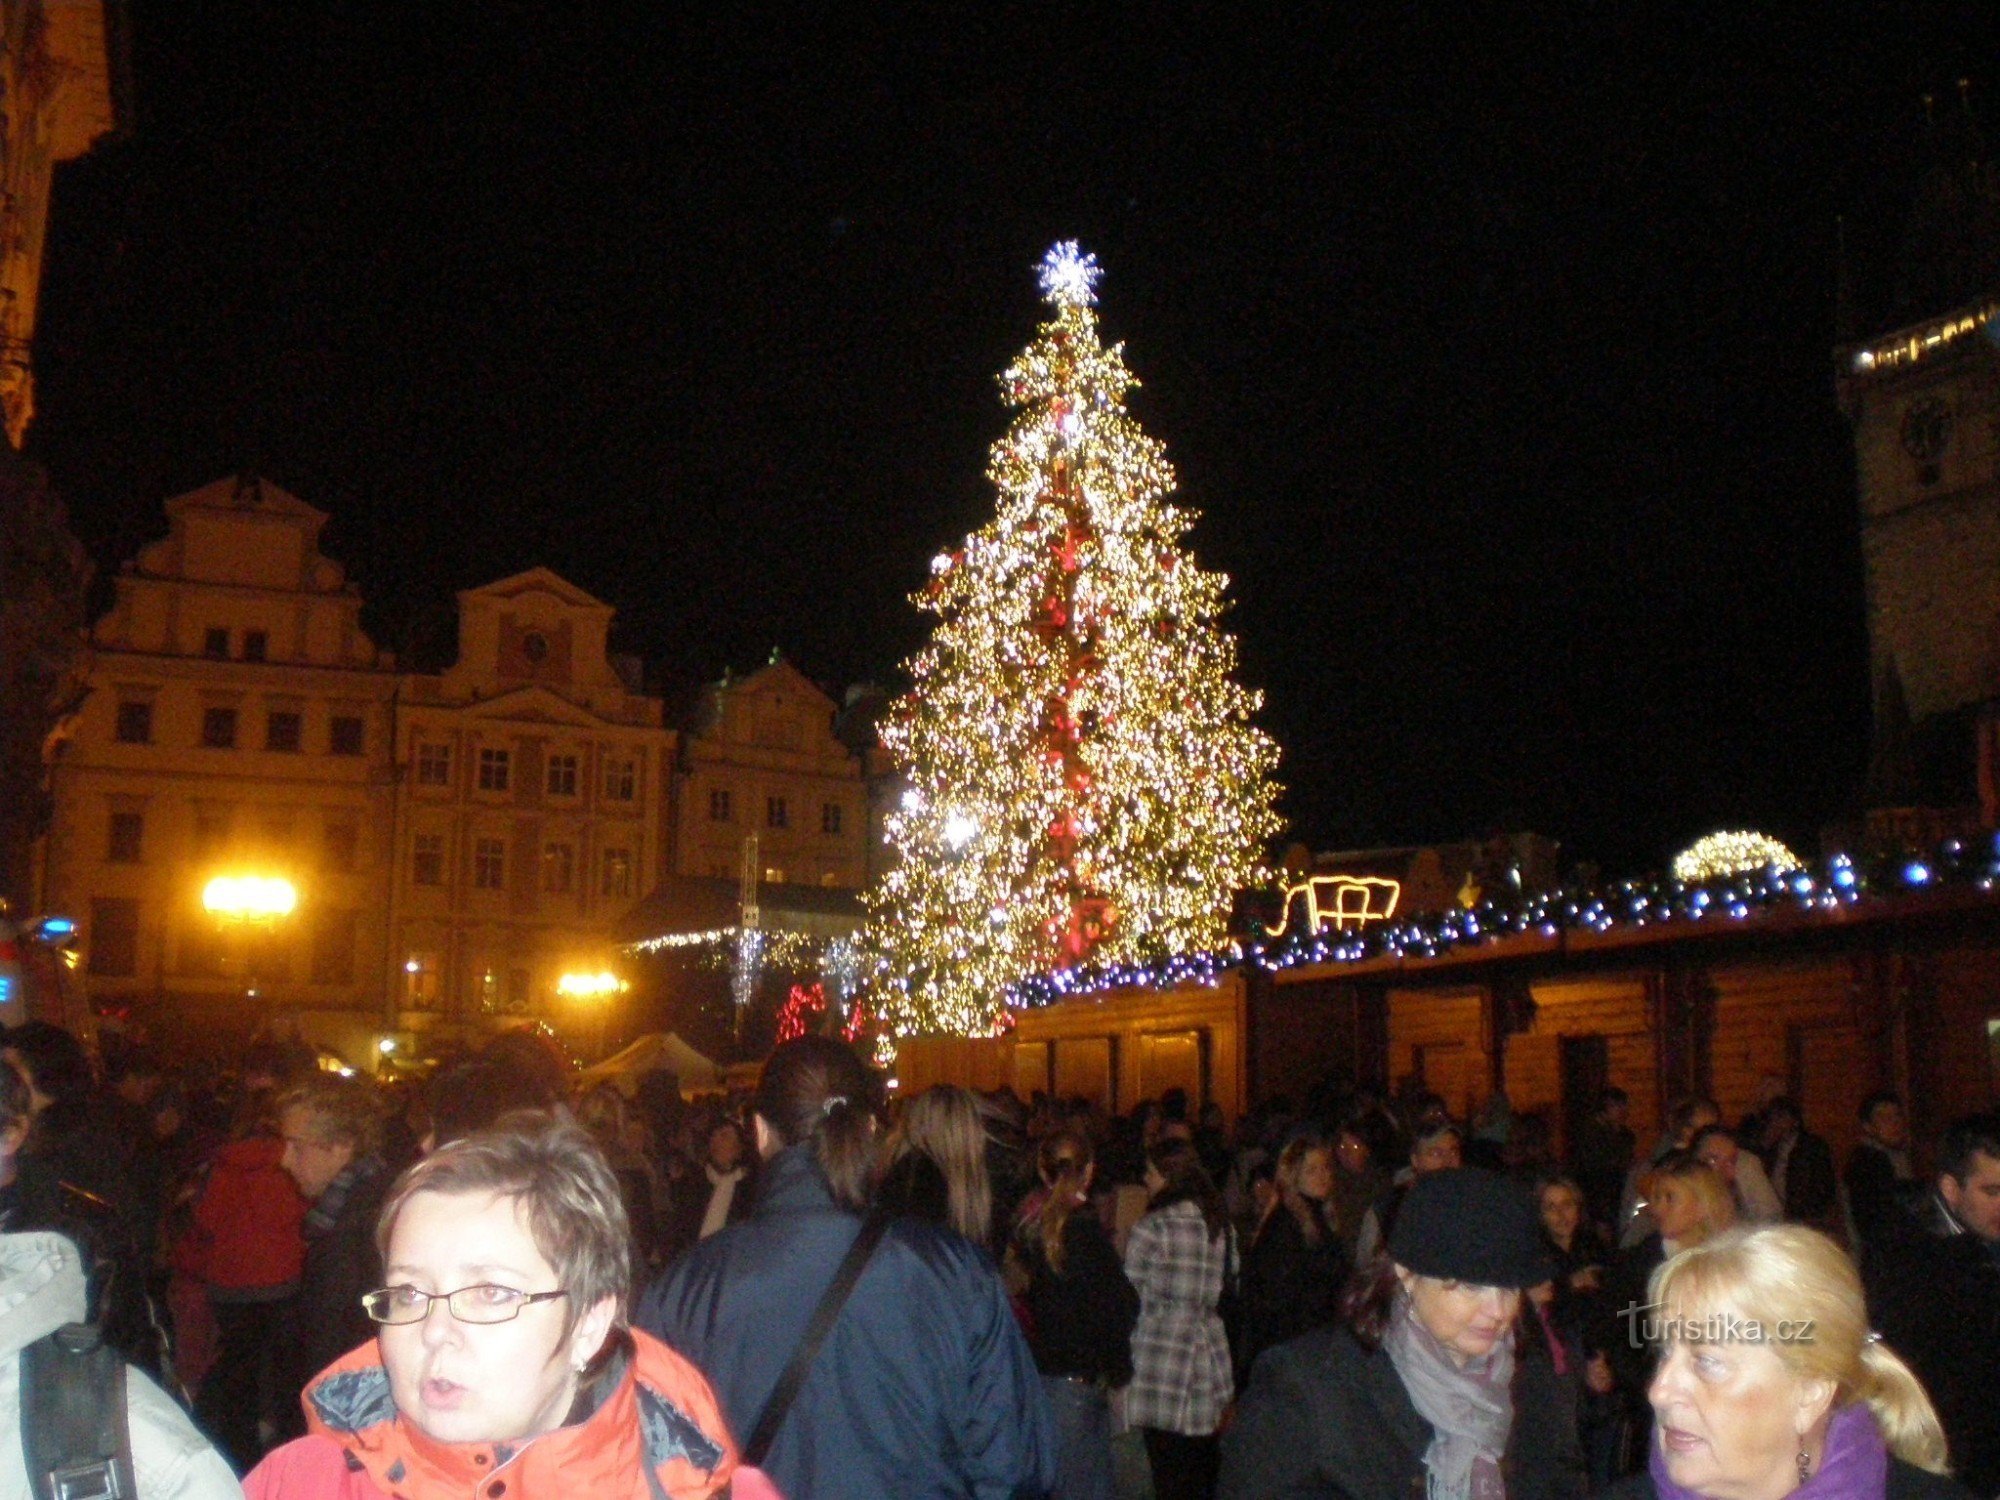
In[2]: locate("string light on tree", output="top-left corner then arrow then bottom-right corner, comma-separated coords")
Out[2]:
1671,831 -> 1803,884
865,241 -> 1284,1036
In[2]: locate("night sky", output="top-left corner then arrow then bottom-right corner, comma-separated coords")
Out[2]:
27,4 -> 2000,876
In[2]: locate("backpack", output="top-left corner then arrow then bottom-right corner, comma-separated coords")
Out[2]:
20,1321 -> 136,1500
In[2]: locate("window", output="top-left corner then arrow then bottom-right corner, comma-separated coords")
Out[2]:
405,952 -> 441,1009
310,909 -> 357,985
601,847 -> 632,899
201,707 -> 238,749
202,627 -> 229,659
821,802 -> 843,835
505,968 -> 530,1014
323,822 -> 359,872
87,897 -> 139,977
192,808 -> 230,859
762,866 -> 787,885
265,710 -> 303,752
546,754 -> 578,797
478,968 -> 500,1013
708,788 -> 732,822
766,796 -> 788,829
412,833 -> 445,886
242,630 -> 268,662
114,701 -> 153,745
602,757 -> 635,801
477,748 -> 511,792
473,837 -> 506,890
107,812 -> 143,863
416,742 -> 452,786
329,715 -> 365,756
541,842 -> 574,894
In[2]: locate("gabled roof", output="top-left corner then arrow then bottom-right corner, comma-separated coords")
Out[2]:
449,682 -> 630,728
165,474 -> 327,525
459,567 -> 612,613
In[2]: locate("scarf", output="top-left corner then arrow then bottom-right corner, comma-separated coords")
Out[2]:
699,1164 -> 745,1241
1650,1402 -> 1887,1500
1383,1294 -> 1515,1500
305,1153 -> 384,1237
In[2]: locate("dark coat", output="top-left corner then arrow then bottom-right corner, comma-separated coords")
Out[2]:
1865,1197 -> 2000,1499
1217,1321 -> 1585,1500
1845,1141 -> 1916,1258
1774,1129 -> 1838,1226
278,1155 -> 390,1434
637,1143 -> 1057,1500
1240,1202 -> 1349,1375
1596,1452 -> 1972,1500
1017,1204 -> 1138,1385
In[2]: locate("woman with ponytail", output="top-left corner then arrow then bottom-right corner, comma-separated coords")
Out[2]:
1012,1130 -> 1139,1500
637,1037 -> 1055,1500
1600,1224 -> 1969,1500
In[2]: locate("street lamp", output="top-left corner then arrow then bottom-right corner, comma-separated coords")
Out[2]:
202,873 -> 299,1001
557,969 -> 627,1060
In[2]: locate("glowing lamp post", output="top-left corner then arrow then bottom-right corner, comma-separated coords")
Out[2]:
558,969 -> 626,1060
202,874 -> 299,1001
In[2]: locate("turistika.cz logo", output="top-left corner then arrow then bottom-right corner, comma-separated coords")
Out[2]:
1618,1302 -> 1816,1348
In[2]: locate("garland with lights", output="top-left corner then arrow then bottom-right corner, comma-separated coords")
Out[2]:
866,242 -> 1283,1037
1003,836 -> 2000,1009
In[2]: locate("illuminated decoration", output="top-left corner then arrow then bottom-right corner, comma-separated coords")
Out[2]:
556,970 -> 626,999
629,926 -> 736,954
1671,831 -> 1802,885
1264,875 -> 1401,937
1004,835 -> 2000,1008
201,875 -> 298,921
1849,297 -> 2000,375
776,983 -> 828,1044
865,242 -> 1283,1037
732,928 -> 765,1016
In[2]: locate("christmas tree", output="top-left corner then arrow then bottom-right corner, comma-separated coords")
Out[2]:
867,243 -> 1283,1037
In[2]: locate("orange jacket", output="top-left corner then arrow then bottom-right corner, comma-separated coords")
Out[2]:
245,1328 -> 738,1500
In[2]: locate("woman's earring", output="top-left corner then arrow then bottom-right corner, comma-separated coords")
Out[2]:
1797,1448 -> 1811,1485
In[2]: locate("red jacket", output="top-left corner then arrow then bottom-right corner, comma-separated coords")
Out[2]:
182,1135 -> 306,1292
244,1328 -> 738,1500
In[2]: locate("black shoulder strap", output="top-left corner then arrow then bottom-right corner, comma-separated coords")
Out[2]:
20,1322 -> 136,1500
741,1212 -> 889,1467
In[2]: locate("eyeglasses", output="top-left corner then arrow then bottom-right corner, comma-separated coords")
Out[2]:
361,1284 -> 570,1326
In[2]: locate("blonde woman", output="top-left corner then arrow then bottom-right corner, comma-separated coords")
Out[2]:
1601,1224 -> 1967,1500
878,1083 -> 995,1245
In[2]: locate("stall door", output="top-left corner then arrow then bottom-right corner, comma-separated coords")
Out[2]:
1138,1030 -> 1205,1108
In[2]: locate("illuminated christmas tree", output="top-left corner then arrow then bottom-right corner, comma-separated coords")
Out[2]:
868,243 -> 1283,1036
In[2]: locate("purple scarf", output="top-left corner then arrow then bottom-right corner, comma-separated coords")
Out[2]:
1650,1403 -> 1888,1500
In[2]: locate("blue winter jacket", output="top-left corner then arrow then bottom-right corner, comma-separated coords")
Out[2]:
637,1143 -> 1057,1500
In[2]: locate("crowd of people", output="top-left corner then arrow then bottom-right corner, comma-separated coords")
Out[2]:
0,1015 -> 1996,1500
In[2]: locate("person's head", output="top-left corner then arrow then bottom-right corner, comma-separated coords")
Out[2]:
1275,1131 -> 1334,1207
1598,1087 -> 1630,1126
705,1118 -> 744,1173
1026,1129 -> 1095,1272
1936,1111 -> 2000,1244
0,1058 -> 32,1169
1646,1151 -> 1736,1246
1647,1226 -> 1947,1499
369,1112 -> 628,1447
1690,1125 -> 1741,1184
1666,1096 -> 1722,1148
1409,1121 -> 1462,1176
1859,1091 -> 1907,1149
889,1085 -> 993,1244
1143,1137 -> 1228,1239
1333,1124 -> 1371,1178
427,1048 -> 565,1151
1536,1175 -> 1585,1249
1373,1167 -> 1550,1365
1760,1097 -> 1802,1150
276,1073 -> 382,1202
753,1036 -> 879,1211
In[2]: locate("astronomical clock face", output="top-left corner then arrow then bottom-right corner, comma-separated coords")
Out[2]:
1899,395 -> 1954,472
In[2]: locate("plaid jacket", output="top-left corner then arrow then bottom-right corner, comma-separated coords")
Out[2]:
1123,1199 -> 1236,1434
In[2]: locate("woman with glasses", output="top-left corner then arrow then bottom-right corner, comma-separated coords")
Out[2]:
244,1112 -> 737,1499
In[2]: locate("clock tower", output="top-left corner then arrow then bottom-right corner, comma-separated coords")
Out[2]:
1837,97 -> 2000,812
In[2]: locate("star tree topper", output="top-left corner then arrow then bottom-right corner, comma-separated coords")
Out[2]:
1038,240 -> 1102,307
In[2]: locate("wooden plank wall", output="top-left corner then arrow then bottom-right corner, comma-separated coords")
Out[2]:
894,1033 -> 1014,1097
1707,961 -> 1871,1165
1386,988 -> 1488,1122
1512,976 -> 1659,1148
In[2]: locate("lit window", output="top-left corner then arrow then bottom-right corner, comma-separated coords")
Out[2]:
201,707 -> 237,749
412,833 -> 444,886
406,952 -> 441,1008
265,711 -> 303,752
709,788 -> 732,822
546,754 -> 579,797
601,847 -> 632,899
541,841 -> 574,894
473,837 -> 506,890
478,748 -> 511,792
114,701 -> 153,745
767,796 -> 788,829
603,757 -> 636,801
107,812 -> 143,863
329,715 -> 365,756
416,742 -> 452,786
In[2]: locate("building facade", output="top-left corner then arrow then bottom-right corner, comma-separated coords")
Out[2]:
38,476 -> 400,1044
386,568 -> 675,1040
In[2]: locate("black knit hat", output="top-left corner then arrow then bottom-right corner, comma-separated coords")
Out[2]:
1388,1167 -> 1552,1289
